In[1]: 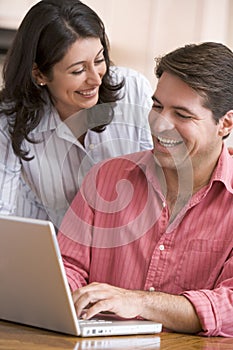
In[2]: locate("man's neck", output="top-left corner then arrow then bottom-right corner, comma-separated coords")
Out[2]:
158,154 -> 220,222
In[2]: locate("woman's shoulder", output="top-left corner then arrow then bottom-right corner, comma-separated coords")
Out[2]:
0,107 -> 11,132
109,66 -> 151,86
109,66 -> 153,107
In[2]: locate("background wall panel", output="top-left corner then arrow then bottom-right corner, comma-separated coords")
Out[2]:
0,0 -> 233,146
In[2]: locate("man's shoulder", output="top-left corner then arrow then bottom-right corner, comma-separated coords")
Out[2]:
81,151 -> 153,197
89,150 -> 153,178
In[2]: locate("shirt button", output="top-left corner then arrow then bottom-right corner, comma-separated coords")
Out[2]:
149,287 -> 155,292
159,244 -> 165,251
162,201 -> 166,208
89,144 -> 95,150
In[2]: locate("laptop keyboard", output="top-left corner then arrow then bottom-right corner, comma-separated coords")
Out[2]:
79,318 -> 113,325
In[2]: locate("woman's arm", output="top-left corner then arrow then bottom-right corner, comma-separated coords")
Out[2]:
0,121 -> 21,214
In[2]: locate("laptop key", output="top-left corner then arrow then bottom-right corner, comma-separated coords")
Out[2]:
79,319 -> 113,324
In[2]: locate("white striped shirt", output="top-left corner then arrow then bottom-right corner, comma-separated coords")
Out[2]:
0,66 -> 153,228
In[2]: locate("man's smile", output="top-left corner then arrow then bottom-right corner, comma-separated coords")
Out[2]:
157,135 -> 183,148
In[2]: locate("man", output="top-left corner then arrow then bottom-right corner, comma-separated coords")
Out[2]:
57,42 -> 233,337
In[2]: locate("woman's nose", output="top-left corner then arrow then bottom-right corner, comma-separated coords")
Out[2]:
86,67 -> 102,85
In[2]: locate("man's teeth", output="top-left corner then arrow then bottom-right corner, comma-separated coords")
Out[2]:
158,136 -> 182,147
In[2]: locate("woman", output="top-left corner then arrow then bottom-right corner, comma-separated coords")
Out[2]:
0,0 -> 153,228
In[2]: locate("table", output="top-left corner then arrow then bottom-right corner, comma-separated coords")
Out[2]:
1,320 -> 233,350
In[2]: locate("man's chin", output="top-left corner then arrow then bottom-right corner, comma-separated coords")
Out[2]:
153,153 -> 191,172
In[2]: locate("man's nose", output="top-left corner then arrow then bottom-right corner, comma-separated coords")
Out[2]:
149,109 -> 174,135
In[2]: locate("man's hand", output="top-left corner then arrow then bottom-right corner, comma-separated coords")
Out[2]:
72,282 -> 144,319
72,282 -> 202,334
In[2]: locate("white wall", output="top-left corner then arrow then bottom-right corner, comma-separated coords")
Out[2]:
83,0 -> 233,86
81,0 -> 233,147
0,0 -> 38,28
1,0 -> 233,146
1,0 -> 233,85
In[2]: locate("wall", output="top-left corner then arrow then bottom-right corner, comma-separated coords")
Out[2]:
1,0 -> 233,146
0,0 -> 38,28
1,0 -> 233,85
83,0 -> 233,86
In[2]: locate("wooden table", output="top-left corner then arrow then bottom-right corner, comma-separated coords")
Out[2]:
1,320 -> 233,350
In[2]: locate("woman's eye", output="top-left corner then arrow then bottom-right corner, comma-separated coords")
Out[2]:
95,58 -> 105,65
72,69 -> 85,75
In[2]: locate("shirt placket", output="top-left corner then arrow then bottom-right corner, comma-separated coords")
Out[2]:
144,199 -> 171,292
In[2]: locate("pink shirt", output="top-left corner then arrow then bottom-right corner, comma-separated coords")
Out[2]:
58,144 -> 233,337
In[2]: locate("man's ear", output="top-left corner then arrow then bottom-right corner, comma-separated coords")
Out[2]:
218,111 -> 233,138
32,63 -> 47,86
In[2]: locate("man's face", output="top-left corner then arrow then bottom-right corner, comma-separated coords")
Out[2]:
149,72 -> 223,172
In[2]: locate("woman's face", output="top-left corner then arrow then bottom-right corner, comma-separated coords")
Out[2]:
41,37 -> 107,120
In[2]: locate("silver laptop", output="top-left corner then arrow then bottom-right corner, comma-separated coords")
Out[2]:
0,215 -> 162,337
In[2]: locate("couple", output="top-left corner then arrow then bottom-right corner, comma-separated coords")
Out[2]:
1,0 -> 233,337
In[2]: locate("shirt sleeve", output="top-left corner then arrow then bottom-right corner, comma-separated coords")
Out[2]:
58,231 -> 90,292
57,181 -> 94,291
182,252 -> 233,337
0,118 -> 21,214
123,68 -> 153,151
110,66 -> 153,151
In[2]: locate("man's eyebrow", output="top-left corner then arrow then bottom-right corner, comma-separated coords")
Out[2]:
66,47 -> 104,70
172,105 -> 196,115
151,95 -> 161,104
151,95 -> 195,115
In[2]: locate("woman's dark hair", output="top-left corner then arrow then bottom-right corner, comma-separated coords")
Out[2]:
155,42 -> 233,131
0,0 -> 124,160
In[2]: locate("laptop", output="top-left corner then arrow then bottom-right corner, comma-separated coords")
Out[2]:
0,215 -> 162,337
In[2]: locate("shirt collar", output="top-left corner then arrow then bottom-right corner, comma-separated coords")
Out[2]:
141,144 -> 233,197
30,101 -> 62,134
209,142 -> 233,194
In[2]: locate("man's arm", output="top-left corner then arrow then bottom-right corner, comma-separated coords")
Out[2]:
72,282 -> 202,334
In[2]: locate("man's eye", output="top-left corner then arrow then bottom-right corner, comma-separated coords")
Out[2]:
176,112 -> 192,119
153,104 -> 163,111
